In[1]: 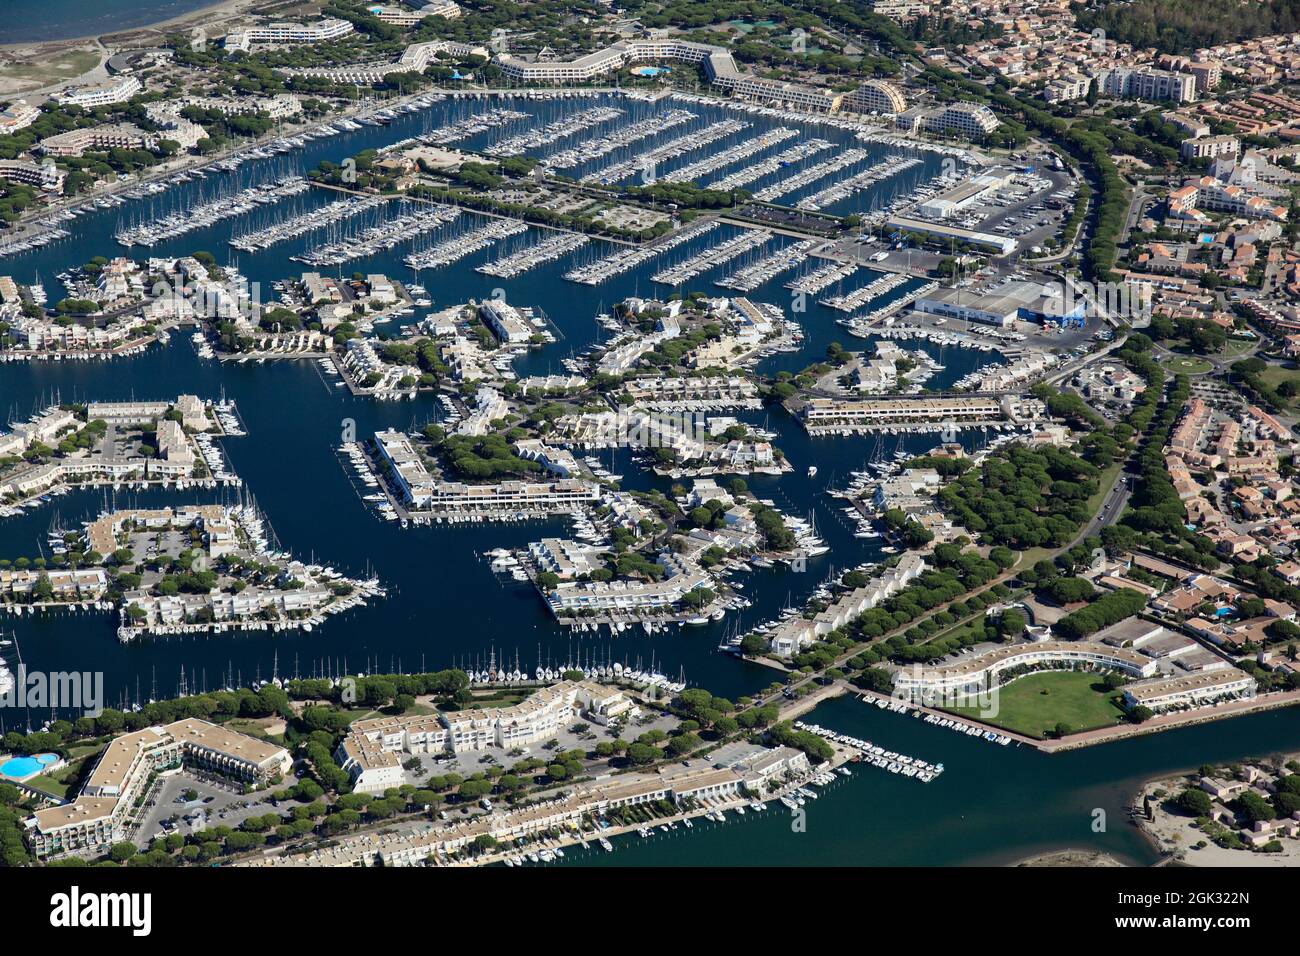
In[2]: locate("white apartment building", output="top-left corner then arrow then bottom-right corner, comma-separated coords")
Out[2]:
496,38 -> 842,111
1041,74 -> 1092,103
844,79 -> 908,115
38,123 -> 156,158
797,395 -> 1014,429
768,554 -> 926,655
54,76 -> 141,109
336,680 -> 639,792
478,299 -> 533,344
545,570 -> 714,614
893,640 -> 1159,701
1096,67 -> 1197,103
0,100 -> 40,134
923,102 -> 1000,138
0,159 -> 65,194
369,2 -> 461,25
1121,669 -> 1256,713
223,17 -> 355,52
1181,134 -> 1240,161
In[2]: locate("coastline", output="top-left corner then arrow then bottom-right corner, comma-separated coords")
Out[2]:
1013,849 -> 1126,867
0,0 -> 256,52
1131,753 -> 1300,867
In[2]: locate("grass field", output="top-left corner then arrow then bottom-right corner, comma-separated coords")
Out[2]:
1257,363 -> 1300,392
945,670 -> 1126,739
1161,356 -> 1213,374
0,50 -> 100,92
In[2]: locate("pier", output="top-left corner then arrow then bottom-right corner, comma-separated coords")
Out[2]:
651,228 -> 771,285
476,232 -> 589,278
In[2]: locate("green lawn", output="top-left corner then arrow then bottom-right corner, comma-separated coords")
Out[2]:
1161,356 -> 1213,375
1256,363 -> 1300,391
945,670 -> 1126,739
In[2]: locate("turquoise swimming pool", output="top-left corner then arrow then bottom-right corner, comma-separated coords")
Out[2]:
0,753 -> 59,779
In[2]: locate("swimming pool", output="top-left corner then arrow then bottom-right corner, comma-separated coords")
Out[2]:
0,752 -> 59,780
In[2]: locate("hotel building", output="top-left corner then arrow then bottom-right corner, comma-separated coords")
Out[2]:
25,719 -> 290,857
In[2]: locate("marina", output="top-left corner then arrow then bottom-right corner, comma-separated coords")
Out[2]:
114,178 -> 311,248
291,203 -> 462,267
476,232 -> 590,279
651,228 -> 771,286
403,217 -> 530,270
581,118 -> 751,184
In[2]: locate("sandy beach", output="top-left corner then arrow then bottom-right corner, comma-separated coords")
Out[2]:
1135,770 -> 1300,867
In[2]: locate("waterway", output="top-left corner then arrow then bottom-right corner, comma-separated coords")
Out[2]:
559,693 -> 1300,866
0,92 -> 993,709
3,92 -> 1295,866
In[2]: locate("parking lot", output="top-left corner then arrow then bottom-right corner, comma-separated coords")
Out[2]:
394,707 -> 681,786
950,168 -> 1076,254
134,772 -> 295,846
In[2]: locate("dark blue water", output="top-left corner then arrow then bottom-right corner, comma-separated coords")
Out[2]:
560,694 -> 1300,866
0,94 -> 990,707
1,0 -> 224,43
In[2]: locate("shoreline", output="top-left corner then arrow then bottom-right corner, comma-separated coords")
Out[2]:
0,0 -> 256,52
1013,849 -> 1126,867
1132,757 -> 1300,867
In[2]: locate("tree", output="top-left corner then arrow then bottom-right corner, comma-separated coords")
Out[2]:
1178,787 -> 1212,816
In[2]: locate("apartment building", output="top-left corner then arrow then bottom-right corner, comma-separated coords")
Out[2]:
365,3 -> 457,26
1041,74 -> 1092,103
901,102 -> 1000,138
0,159 -> 65,194
496,38 -> 842,112
336,680 -> 639,792
0,100 -> 40,134
26,719 -> 290,857
843,79 -> 908,115
54,76 -> 142,109
1121,669 -> 1257,713
893,640 -> 1159,701
478,299 -> 534,344
767,554 -> 926,655
1096,67 -> 1197,103
223,17 -> 354,52
544,570 -> 714,614
1181,134 -> 1240,162
38,124 -> 156,158
375,428 -> 601,512
796,395 -> 1016,430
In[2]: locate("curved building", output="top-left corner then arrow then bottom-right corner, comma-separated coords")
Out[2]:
845,79 -> 908,115
892,639 -> 1158,700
